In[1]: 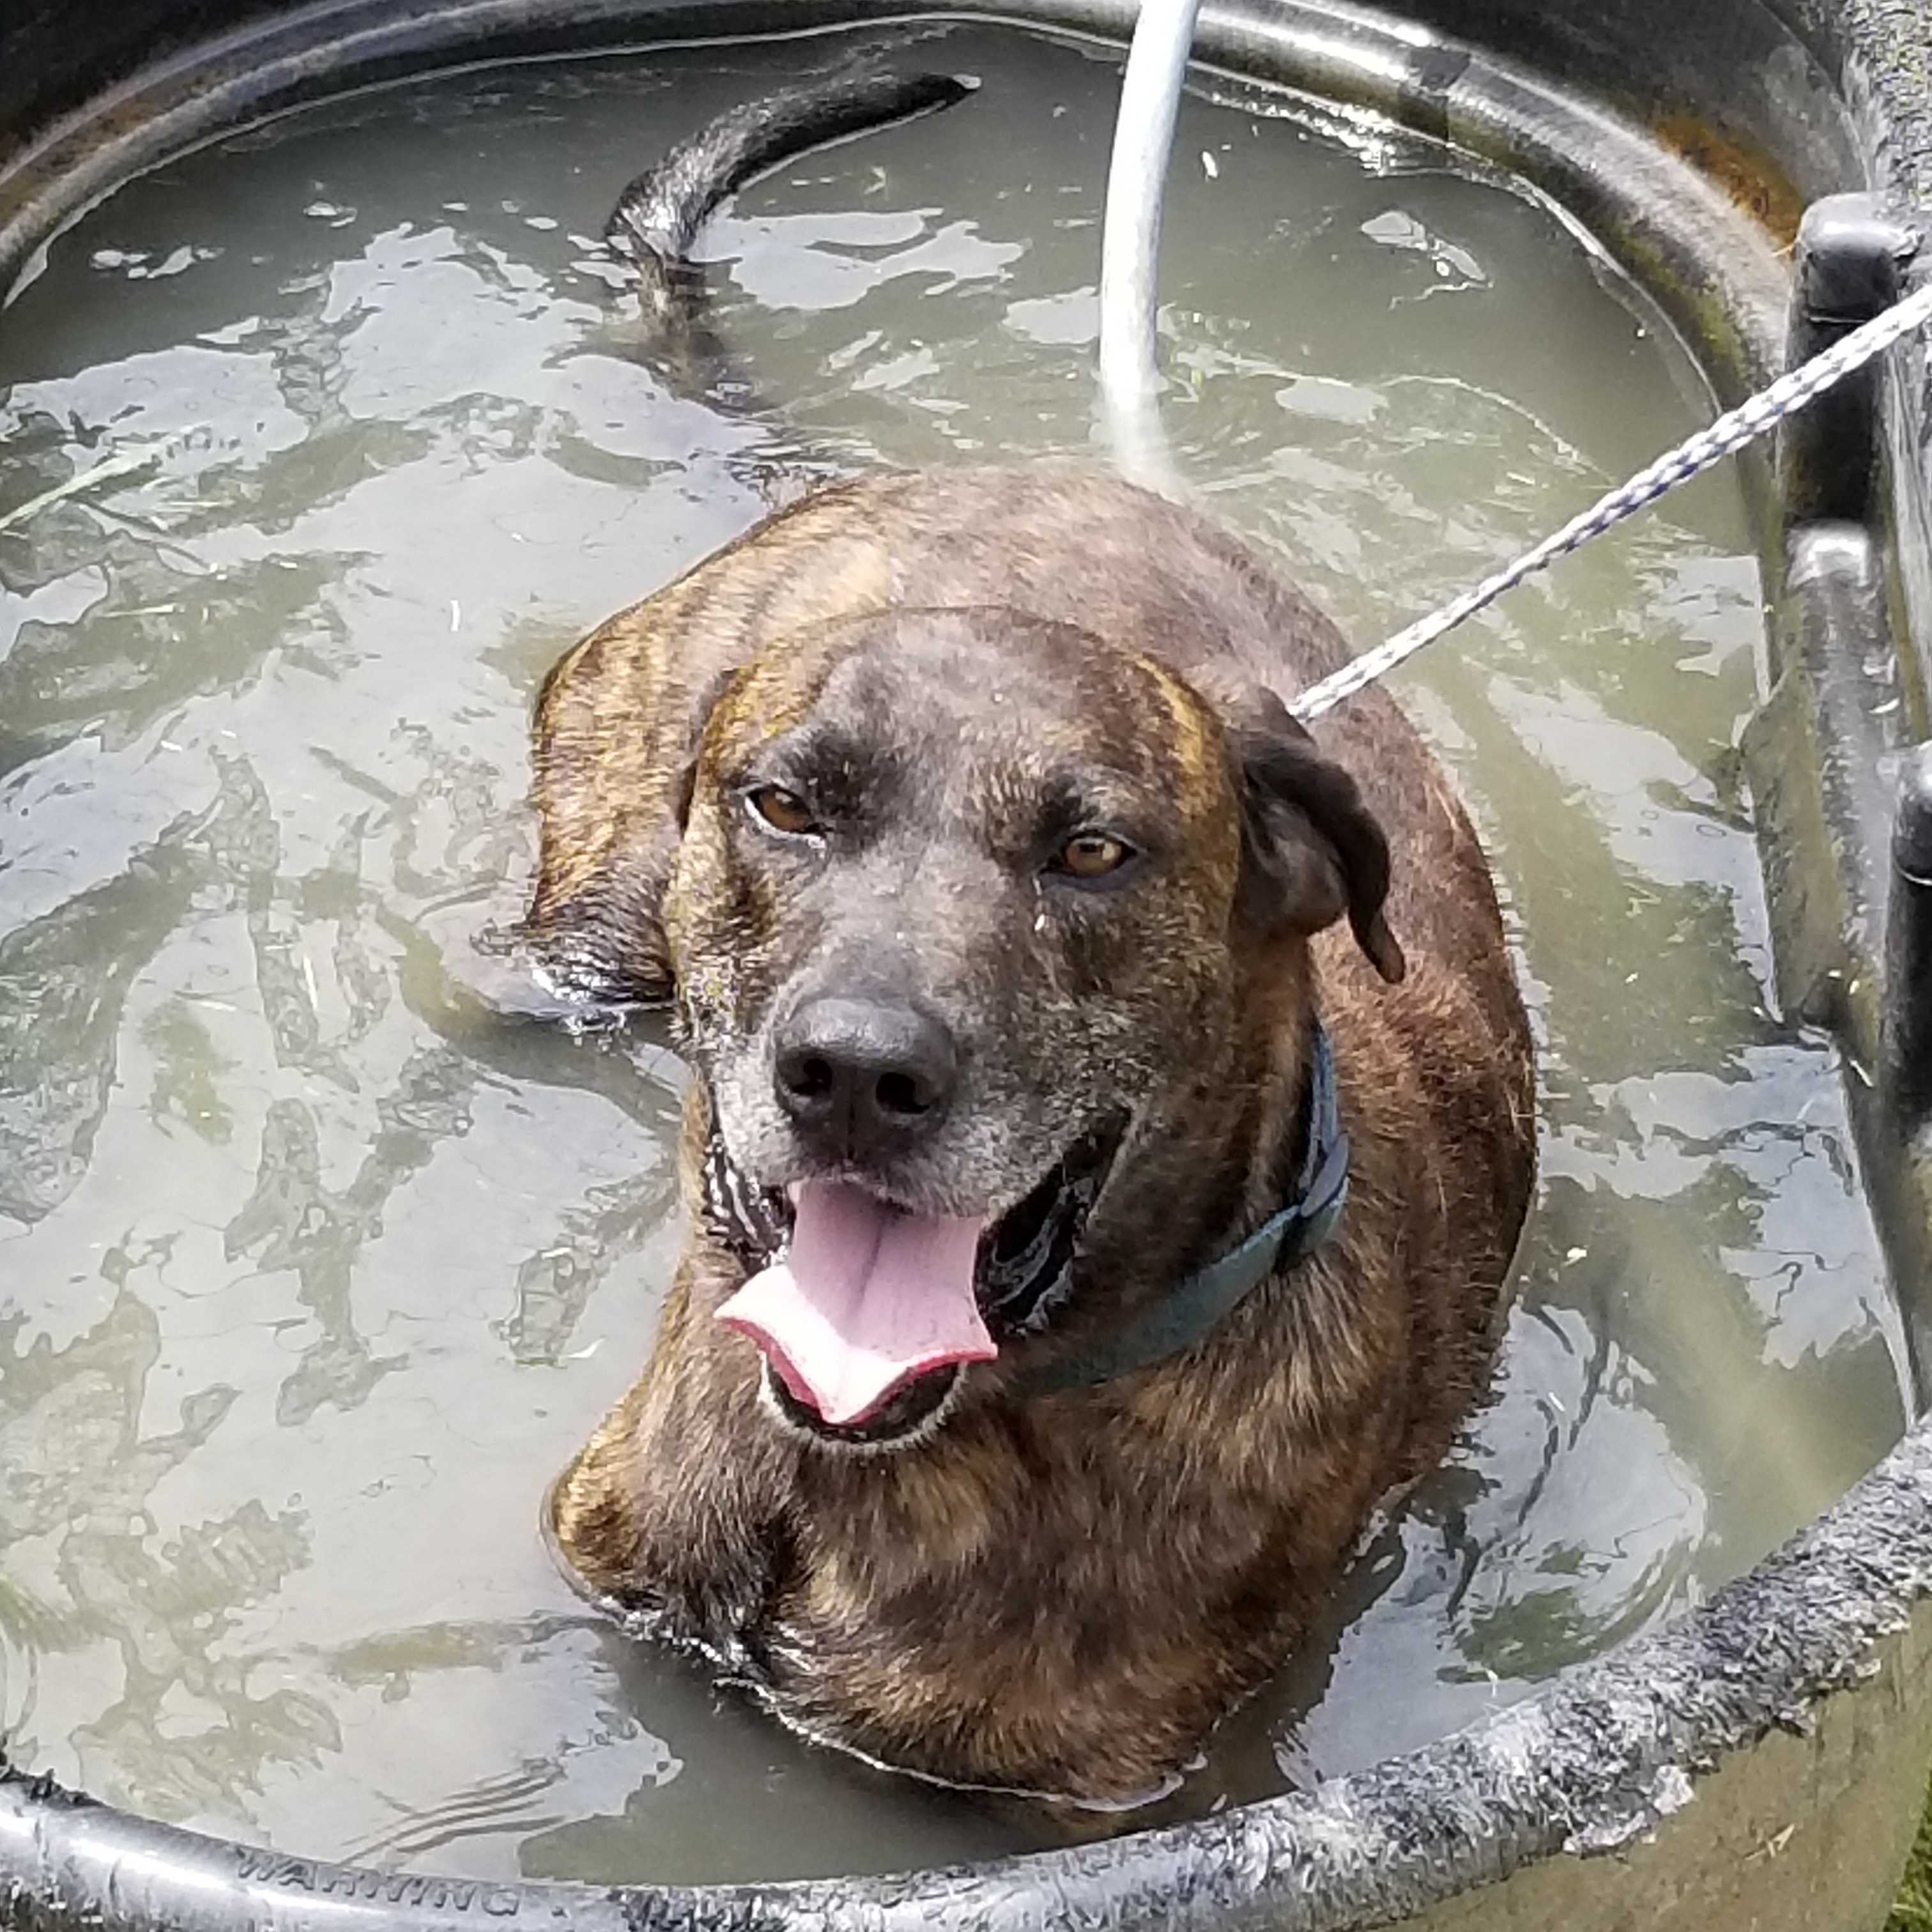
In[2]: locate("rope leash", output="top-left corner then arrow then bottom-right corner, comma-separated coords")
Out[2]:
1291,273 -> 1932,721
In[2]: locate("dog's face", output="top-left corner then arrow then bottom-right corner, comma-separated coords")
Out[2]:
661,606 -> 1399,1448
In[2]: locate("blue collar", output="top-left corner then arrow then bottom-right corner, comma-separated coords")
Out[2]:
1019,1024 -> 1349,1395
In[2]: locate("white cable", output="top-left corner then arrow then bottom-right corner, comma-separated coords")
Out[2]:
1097,0 -> 1202,489
1292,273 -> 1932,721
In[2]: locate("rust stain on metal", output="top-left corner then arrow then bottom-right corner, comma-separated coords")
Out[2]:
1653,109 -> 1806,250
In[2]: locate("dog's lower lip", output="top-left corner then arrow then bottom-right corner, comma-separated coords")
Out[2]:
765,1359 -> 959,1445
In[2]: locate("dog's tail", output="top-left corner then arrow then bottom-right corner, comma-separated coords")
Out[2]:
605,57 -> 975,312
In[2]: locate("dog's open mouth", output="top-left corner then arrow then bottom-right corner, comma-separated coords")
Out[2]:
708,1124 -> 1121,1446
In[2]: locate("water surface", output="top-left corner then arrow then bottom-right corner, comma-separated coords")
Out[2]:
0,22 -> 1904,1883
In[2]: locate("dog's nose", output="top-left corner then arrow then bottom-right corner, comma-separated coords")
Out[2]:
774,996 -> 958,1156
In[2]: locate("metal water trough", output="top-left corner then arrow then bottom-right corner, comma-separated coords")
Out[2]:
3,1 -> 1932,1926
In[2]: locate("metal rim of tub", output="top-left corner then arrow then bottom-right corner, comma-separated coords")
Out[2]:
1,2 -> 1929,1929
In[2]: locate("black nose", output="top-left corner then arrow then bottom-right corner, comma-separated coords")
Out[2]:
773,995 -> 958,1158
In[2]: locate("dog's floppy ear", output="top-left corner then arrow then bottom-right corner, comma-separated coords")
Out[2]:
521,658 -> 739,1008
672,663 -> 738,832
1217,682 -> 1406,983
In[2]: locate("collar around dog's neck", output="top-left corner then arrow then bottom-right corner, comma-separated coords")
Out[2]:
1018,1022 -> 1349,1395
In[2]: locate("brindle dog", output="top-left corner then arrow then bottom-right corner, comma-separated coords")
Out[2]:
528,68 -> 1535,1804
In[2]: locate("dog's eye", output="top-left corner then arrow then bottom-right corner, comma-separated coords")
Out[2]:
1052,832 -> 1135,880
745,785 -> 819,837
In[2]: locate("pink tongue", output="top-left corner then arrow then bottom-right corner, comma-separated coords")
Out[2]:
716,1182 -> 993,1428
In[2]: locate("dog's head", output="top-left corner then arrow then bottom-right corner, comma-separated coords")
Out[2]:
660,606 -> 1400,1448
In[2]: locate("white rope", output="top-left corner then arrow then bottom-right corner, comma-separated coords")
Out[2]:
1291,274 -> 1932,720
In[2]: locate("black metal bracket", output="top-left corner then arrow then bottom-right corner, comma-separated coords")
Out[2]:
1777,192 -> 1919,530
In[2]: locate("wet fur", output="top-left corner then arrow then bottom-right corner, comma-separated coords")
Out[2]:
529,463 -> 1535,1801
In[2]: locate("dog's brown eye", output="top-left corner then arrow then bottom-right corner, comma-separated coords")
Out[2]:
1054,832 -> 1133,880
746,785 -> 818,836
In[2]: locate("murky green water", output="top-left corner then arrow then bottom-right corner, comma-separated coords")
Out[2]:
0,21 -> 1905,1884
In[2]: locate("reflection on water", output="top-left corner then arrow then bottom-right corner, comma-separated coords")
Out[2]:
0,22 -> 1906,1884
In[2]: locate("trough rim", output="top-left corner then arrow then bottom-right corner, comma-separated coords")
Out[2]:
0,0 -> 1929,1928
2,1418 -> 1929,1929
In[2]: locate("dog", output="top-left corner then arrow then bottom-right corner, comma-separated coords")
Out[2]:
525,59 -> 1535,1804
